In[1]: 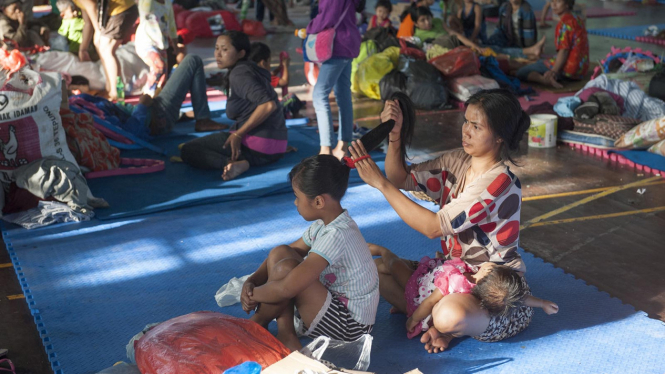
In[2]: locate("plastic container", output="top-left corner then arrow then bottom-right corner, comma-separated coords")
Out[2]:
528,114 -> 557,148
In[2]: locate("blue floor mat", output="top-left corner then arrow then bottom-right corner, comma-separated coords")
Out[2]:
87,123 -> 383,220
610,149 -> 665,172
588,24 -> 665,41
3,185 -> 665,374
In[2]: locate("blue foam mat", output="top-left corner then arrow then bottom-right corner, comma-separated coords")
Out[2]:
3,185 -> 665,374
610,149 -> 665,172
87,123 -> 382,220
588,24 -> 665,41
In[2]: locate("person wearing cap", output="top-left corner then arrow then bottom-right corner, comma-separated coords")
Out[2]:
74,0 -> 138,101
0,0 -> 49,48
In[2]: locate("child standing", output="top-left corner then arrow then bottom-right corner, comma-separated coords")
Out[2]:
368,0 -> 392,31
515,0 -> 588,88
457,0 -> 486,43
56,0 -> 84,54
241,155 -> 380,351
135,0 -> 179,96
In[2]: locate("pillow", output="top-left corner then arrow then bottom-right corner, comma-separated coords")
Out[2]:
614,115 -> 665,149
647,139 -> 665,156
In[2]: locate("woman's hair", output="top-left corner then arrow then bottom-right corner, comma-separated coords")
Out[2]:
375,0 -> 392,13
464,89 -> 531,165
248,42 -> 271,64
563,0 -> 575,11
289,155 -> 350,202
220,31 -> 251,91
471,266 -> 528,317
356,0 -> 367,13
70,75 -> 90,87
56,0 -> 75,12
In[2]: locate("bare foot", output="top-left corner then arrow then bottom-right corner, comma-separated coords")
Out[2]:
195,118 -> 229,132
222,160 -> 250,181
547,74 -> 563,89
277,332 -> 302,352
420,327 -> 454,353
524,36 -> 547,59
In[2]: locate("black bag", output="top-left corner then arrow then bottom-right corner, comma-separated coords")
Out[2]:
379,69 -> 408,101
363,27 -> 400,52
398,56 -> 448,110
648,70 -> 665,102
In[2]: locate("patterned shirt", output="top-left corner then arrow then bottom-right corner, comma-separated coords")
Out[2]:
135,0 -> 178,52
547,12 -> 589,79
404,149 -> 526,273
303,210 -> 380,325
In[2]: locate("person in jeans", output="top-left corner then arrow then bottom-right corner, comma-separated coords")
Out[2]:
177,31 -> 287,181
307,0 -> 363,160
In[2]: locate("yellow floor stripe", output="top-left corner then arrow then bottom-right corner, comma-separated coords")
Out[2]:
7,294 -> 25,300
523,180 -> 665,202
521,176 -> 662,230
527,206 -> 665,228
0,263 -> 13,269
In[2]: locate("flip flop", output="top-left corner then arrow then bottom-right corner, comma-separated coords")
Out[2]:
0,358 -> 16,374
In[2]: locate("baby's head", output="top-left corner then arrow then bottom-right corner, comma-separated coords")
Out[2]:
471,263 -> 528,317
375,0 -> 392,22
414,6 -> 434,31
551,0 -> 574,15
288,155 -> 350,221
69,75 -> 90,95
56,0 -> 79,19
248,42 -> 271,71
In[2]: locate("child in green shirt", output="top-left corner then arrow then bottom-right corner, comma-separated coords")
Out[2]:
56,0 -> 84,54
413,6 -> 449,45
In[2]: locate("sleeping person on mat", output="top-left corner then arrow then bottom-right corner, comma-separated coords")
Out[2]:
347,88 -> 539,352
175,31 -> 287,181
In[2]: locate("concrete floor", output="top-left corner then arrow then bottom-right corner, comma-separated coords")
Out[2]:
2,1 -> 665,373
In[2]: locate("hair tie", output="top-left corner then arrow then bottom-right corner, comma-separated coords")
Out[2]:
342,155 -> 371,168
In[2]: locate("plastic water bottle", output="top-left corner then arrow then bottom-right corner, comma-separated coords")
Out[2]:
116,76 -> 125,104
240,0 -> 250,20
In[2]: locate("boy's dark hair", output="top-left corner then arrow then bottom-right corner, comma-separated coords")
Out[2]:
563,0 -> 575,11
375,0 -> 392,13
471,266 -> 528,317
70,75 -> 90,86
289,155 -> 350,202
465,89 -> 531,166
248,42 -> 271,64
412,6 -> 433,22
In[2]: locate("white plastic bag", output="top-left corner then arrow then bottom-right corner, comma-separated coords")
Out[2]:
215,274 -> 251,307
299,334 -> 373,371
33,51 -> 106,90
0,68 -> 78,183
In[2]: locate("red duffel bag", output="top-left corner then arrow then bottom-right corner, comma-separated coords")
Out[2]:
185,10 -> 242,38
135,311 -> 291,374
242,19 -> 267,37
176,9 -> 192,30
428,46 -> 480,79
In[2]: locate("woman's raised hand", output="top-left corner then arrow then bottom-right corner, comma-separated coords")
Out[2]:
380,99 -> 403,139
349,140 -> 388,190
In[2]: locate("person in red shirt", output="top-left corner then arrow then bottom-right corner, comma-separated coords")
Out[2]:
514,0 -> 588,88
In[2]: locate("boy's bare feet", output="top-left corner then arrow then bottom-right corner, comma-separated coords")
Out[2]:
222,160 -> 250,181
195,118 -> 229,132
277,332 -> 302,352
421,327 -> 454,353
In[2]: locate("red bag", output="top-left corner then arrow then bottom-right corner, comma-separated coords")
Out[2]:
60,108 -> 120,172
242,19 -> 267,37
176,10 -> 192,30
135,312 -> 291,374
185,10 -> 242,38
399,39 -> 426,60
428,46 -> 480,79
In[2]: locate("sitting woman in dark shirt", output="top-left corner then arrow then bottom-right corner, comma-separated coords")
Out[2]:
177,31 -> 287,181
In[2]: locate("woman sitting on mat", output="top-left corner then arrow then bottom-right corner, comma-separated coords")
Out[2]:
371,244 -> 558,341
347,88 -> 534,352
177,31 -> 287,181
240,154 -> 379,351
